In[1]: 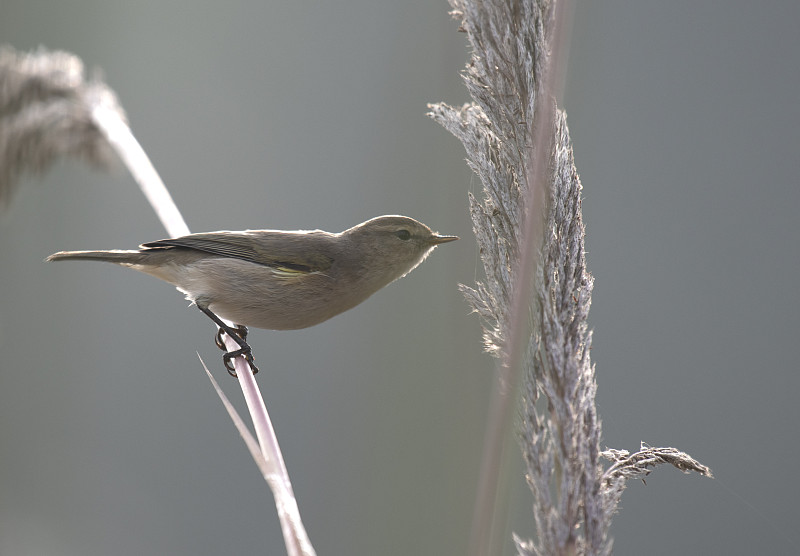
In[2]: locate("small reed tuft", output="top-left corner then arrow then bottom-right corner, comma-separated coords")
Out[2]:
0,46 -> 124,207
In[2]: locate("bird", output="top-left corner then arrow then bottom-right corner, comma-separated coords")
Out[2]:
48,215 -> 458,374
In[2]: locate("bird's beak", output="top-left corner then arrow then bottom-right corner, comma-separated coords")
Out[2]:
431,234 -> 459,244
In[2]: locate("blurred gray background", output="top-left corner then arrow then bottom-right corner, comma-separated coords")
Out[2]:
1,1 -> 798,555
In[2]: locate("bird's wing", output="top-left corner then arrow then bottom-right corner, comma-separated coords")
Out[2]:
141,231 -> 334,273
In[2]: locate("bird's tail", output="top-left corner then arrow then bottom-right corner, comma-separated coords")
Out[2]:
46,250 -> 146,265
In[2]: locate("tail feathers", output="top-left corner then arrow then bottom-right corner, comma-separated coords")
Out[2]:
46,250 -> 145,264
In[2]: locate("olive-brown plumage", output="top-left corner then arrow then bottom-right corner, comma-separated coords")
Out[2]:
47,215 -> 458,330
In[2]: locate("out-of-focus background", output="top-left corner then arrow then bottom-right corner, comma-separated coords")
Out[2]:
1,1 -> 798,555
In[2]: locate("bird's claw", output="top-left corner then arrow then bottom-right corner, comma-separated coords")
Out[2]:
214,325 -> 258,377
222,346 -> 260,378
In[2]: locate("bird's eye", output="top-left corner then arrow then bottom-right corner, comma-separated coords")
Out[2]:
395,229 -> 411,241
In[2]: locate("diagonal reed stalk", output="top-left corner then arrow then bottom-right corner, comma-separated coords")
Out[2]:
0,45 -> 315,556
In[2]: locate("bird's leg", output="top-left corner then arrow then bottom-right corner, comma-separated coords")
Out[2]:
197,305 -> 259,377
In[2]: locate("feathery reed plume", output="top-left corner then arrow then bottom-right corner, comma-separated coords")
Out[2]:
430,1 -> 712,554
0,46 -> 122,207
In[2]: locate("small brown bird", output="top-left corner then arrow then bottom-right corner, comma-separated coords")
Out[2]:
48,215 -> 458,374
